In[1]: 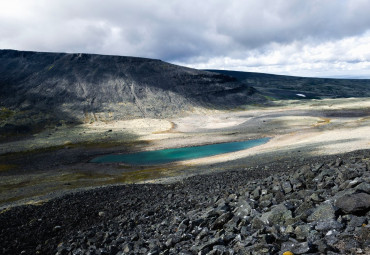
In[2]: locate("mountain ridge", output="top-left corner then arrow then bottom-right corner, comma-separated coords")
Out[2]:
206,69 -> 370,99
0,50 -> 263,136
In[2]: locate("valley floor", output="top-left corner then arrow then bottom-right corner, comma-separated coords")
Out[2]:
0,97 -> 369,208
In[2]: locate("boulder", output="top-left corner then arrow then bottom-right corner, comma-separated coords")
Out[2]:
335,193 -> 370,214
234,199 -> 252,218
355,182 -> 370,193
260,204 -> 292,226
307,203 -> 336,222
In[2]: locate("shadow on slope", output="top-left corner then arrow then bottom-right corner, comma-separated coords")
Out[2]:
206,69 -> 370,100
0,50 -> 264,117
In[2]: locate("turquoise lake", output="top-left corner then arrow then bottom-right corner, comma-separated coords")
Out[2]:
91,137 -> 270,165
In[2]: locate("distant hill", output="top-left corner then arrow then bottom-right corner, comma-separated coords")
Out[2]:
206,70 -> 370,100
0,50 -> 263,136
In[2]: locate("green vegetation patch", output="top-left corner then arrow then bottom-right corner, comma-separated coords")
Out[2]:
0,164 -> 17,172
0,107 -> 14,121
113,165 -> 186,183
263,95 -> 277,101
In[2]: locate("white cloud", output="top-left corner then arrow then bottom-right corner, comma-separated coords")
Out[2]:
177,31 -> 370,77
1,0 -> 370,77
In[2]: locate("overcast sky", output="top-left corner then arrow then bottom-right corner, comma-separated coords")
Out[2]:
1,0 -> 370,78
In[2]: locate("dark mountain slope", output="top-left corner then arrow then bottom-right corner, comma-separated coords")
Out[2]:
0,50 -> 263,135
206,70 -> 370,99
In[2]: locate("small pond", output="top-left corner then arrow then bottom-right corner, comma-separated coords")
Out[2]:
91,137 -> 270,165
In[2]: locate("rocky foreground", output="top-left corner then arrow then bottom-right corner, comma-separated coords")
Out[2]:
1,150 -> 369,255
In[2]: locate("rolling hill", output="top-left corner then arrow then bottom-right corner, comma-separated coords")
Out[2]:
0,50 -> 263,136
206,70 -> 370,100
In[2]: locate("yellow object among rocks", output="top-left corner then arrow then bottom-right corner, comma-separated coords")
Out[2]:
283,252 -> 294,255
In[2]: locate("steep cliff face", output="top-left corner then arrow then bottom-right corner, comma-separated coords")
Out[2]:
0,50 -> 263,135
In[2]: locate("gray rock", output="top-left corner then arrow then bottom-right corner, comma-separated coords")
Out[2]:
281,240 -> 312,254
210,245 -> 228,255
196,227 -> 209,241
307,202 -> 336,222
252,186 -> 261,199
347,216 -> 366,229
234,199 -> 252,218
314,239 -> 330,253
296,165 -> 315,180
294,225 -> 311,241
335,193 -> 370,214
315,220 -> 343,231
275,191 -> 285,204
251,217 -> 265,230
259,193 -> 273,202
293,181 -> 304,191
178,251 -> 192,255
285,225 -> 294,234
306,230 -> 321,243
309,193 -> 323,202
197,238 -> 223,253
295,200 -> 314,216
260,204 -> 292,226
282,181 -> 293,194
259,199 -> 272,209
312,163 -> 324,172
335,158 -> 343,167
211,212 -> 233,230
355,182 -> 370,193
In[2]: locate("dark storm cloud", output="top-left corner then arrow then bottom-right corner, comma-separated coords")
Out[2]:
1,0 -> 370,76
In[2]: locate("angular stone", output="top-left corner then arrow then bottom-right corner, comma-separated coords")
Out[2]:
178,251 -> 192,255
293,181 -> 303,191
252,186 -> 261,199
299,165 -> 315,180
355,182 -> 370,193
315,220 -> 343,231
294,225 -> 311,241
260,199 -> 272,209
314,239 -> 330,253
197,238 -> 223,253
260,204 -> 292,226
347,216 -> 366,229
282,181 -> 293,194
211,212 -> 233,230
312,163 -> 324,172
295,200 -> 314,216
275,191 -> 285,204
307,203 -> 336,222
309,193 -> 323,202
335,158 -> 343,167
235,199 -> 252,218
211,245 -> 228,254
281,241 -> 312,254
306,230 -> 321,243
285,225 -> 294,234
251,217 -> 265,230
196,227 -> 209,241
335,193 -> 370,214
332,236 -> 360,254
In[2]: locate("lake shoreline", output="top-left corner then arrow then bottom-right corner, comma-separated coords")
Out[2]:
1,97 -> 369,208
